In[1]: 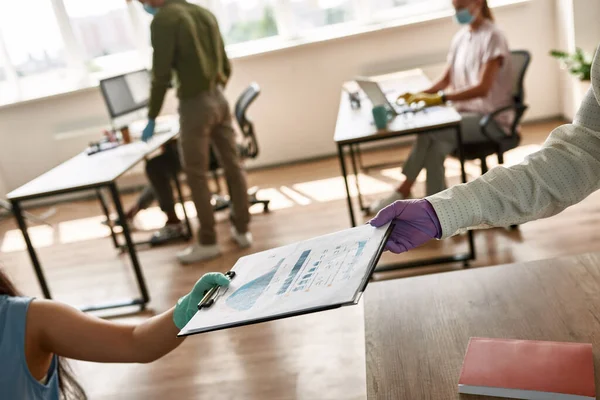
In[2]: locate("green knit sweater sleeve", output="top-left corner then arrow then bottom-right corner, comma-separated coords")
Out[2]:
148,13 -> 177,119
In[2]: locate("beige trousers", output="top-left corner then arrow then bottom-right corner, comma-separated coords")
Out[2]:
402,112 -> 506,196
178,87 -> 250,245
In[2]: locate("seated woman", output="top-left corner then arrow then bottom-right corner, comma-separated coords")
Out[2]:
370,0 -> 514,214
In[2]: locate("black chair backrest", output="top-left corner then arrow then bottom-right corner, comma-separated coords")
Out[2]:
235,83 -> 261,159
510,50 -> 531,106
509,50 -> 531,134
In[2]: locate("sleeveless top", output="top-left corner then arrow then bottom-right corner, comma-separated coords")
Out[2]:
0,295 -> 60,399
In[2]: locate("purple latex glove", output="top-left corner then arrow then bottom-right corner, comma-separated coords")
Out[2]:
369,199 -> 442,254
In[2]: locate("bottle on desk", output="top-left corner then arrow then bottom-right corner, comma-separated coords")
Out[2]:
120,127 -> 132,144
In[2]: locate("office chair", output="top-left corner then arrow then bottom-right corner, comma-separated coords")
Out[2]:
451,50 -> 531,174
450,50 -> 530,230
210,83 -> 270,213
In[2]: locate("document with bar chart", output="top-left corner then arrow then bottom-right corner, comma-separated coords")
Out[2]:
178,222 -> 392,336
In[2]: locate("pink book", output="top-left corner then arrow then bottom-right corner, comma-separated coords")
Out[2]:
458,338 -> 595,400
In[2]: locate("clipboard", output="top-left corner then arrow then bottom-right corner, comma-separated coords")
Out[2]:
178,222 -> 393,337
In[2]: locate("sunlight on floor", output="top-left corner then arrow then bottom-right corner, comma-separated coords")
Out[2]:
58,216 -> 112,244
0,175 -> 397,253
6,161 -> 519,253
379,167 -> 429,183
293,174 -> 393,202
280,186 -> 312,206
0,140 -> 549,255
0,225 -> 54,253
378,144 -> 542,185
502,144 -> 542,167
176,201 -> 197,219
444,158 -> 488,179
379,167 -> 403,181
136,207 -> 169,231
251,188 -> 294,212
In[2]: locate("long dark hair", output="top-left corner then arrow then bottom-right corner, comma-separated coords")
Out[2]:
481,0 -> 494,21
0,269 -> 87,400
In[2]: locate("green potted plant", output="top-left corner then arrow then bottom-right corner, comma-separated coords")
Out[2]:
550,47 -> 593,119
549,47 -> 592,81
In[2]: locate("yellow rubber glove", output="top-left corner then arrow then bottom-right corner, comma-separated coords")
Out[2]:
396,92 -> 414,104
406,92 -> 444,107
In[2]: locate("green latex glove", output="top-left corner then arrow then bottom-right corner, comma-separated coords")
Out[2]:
406,92 -> 444,107
173,273 -> 231,329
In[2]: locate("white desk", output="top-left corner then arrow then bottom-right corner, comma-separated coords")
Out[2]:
334,69 -> 474,271
9,130 -> 177,201
335,70 -> 462,145
7,127 -> 190,312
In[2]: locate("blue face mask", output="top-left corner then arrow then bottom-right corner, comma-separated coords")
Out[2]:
455,8 -> 475,25
143,4 -> 158,16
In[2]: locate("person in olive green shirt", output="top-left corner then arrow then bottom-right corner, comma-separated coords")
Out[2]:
139,0 -> 252,264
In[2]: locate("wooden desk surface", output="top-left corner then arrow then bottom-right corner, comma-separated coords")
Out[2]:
8,125 -> 179,201
334,69 -> 461,145
365,252 -> 600,400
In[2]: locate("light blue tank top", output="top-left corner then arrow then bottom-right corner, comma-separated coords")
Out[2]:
0,295 -> 60,400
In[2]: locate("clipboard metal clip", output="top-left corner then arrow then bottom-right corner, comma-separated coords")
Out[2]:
197,270 -> 236,310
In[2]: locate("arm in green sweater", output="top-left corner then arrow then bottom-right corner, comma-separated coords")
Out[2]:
148,16 -> 177,119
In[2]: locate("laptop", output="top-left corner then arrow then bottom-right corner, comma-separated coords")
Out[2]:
355,78 -> 422,116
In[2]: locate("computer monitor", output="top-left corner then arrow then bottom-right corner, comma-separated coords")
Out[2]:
100,69 -> 151,129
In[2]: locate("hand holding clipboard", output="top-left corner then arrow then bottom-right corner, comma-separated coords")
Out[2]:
173,273 -> 233,330
178,222 -> 393,336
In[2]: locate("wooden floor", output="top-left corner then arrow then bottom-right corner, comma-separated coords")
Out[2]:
2,119 -> 599,400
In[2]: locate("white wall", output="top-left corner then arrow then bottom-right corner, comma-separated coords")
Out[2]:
0,0 -> 560,198
0,172 -> 6,199
554,0 -> 600,120
572,0 -> 600,54
554,0 -> 576,119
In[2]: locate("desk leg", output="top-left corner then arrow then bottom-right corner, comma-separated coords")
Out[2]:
96,189 -> 119,249
108,183 -> 150,305
455,124 -> 468,184
349,144 -> 366,212
173,173 -> 193,240
466,229 -> 476,267
337,144 -> 356,227
355,144 -> 365,172
11,200 -> 52,299
454,124 -> 476,266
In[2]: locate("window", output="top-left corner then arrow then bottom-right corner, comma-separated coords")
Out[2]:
288,0 -> 355,33
0,0 -> 67,78
63,0 -> 139,73
216,0 -> 279,45
0,0 -> 495,104
0,60 -> 13,105
370,0 -> 449,22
